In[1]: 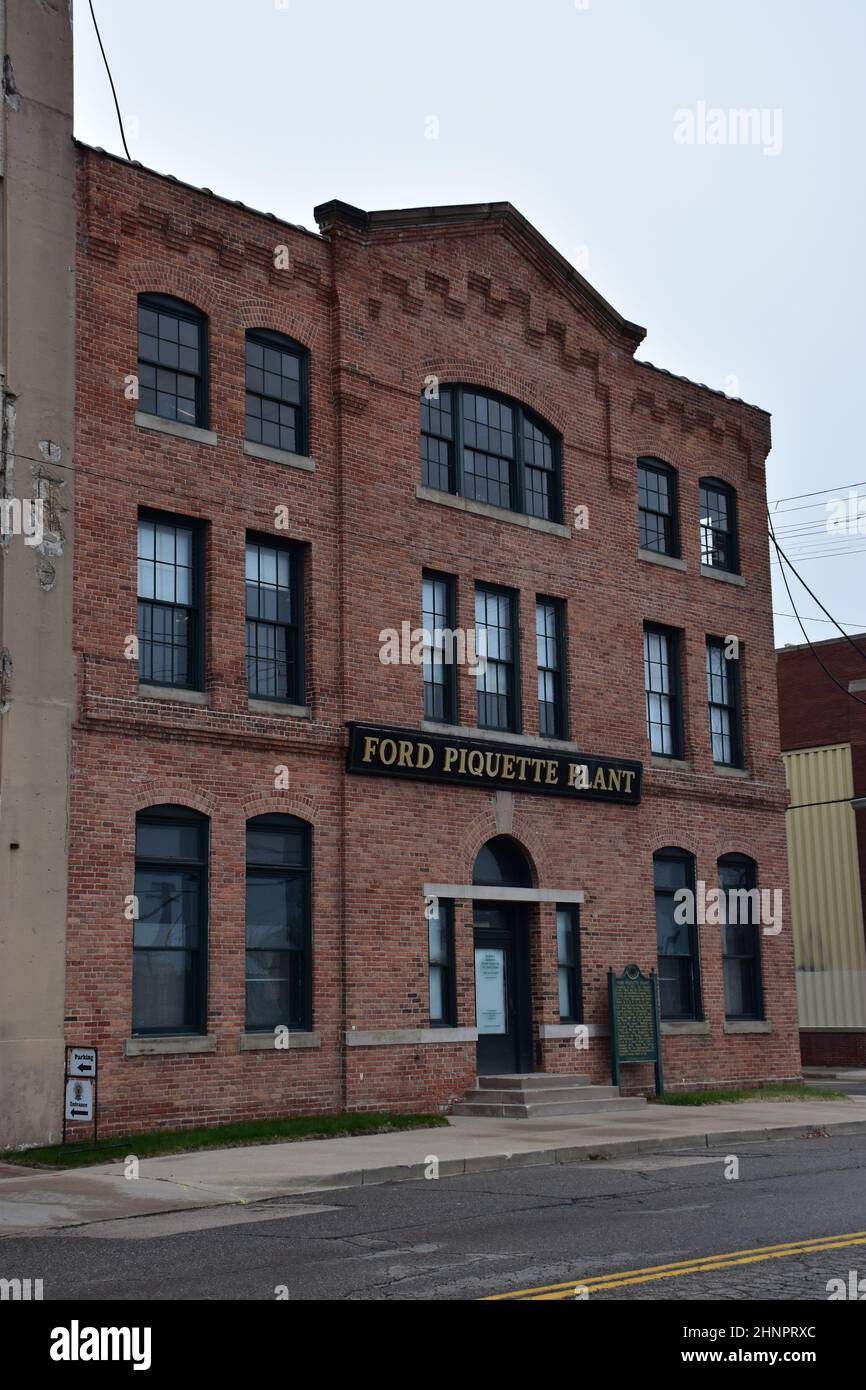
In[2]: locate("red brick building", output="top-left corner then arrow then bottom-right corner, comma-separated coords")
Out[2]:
777,636 -> 866,1066
67,142 -> 800,1137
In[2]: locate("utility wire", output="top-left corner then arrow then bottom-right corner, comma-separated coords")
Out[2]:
768,513 -> 866,706
88,0 -> 131,161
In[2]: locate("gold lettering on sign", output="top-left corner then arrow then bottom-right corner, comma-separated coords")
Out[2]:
545,760 -> 558,786
416,742 -> 434,770
361,736 -> 379,763
608,769 -> 622,793
484,751 -> 502,778
467,750 -> 484,776
500,754 -> 515,780
568,762 -> 590,789
398,740 -> 415,768
621,770 -> 636,794
443,746 -> 459,773
379,739 -> 397,766
592,767 -> 608,791
515,756 -> 530,781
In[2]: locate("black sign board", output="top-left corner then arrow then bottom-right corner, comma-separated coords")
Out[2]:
608,965 -> 664,1096
346,723 -> 642,804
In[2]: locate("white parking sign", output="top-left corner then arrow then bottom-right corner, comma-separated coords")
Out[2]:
69,1047 -> 97,1077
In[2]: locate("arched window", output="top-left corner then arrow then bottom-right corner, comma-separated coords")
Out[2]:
654,847 -> 701,1020
421,386 -> 561,522
245,329 -> 309,457
138,294 -> 207,427
245,814 -> 312,1031
718,854 -> 763,1020
700,478 -> 739,573
472,835 -> 533,888
638,457 -> 679,556
133,806 -> 208,1035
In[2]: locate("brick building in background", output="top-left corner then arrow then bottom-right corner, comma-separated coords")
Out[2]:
56,140 -> 803,1141
777,636 -> 866,1066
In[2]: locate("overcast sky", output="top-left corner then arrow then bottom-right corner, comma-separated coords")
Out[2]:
73,0 -> 866,649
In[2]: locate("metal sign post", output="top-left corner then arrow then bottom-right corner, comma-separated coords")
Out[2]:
62,1046 -> 98,1144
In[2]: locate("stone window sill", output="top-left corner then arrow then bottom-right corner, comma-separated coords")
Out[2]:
415,484 -> 571,538
125,1035 -> 216,1056
345,1027 -> 478,1046
638,548 -> 687,572
724,1019 -> 771,1034
139,684 -> 208,705
701,564 -> 745,587
538,1023 -> 609,1040
239,1031 -> 321,1051
660,1020 -> 710,1036
650,755 -> 691,772
134,412 -> 218,447
714,764 -> 750,779
248,698 -> 311,718
244,440 -> 316,471
421,720 -> 580,755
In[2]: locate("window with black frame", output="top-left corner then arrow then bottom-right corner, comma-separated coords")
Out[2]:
700,479 -> 738,573
654,847 -> 701,1020
245,330 -> 308,456
138,294 -> 206,427
245,815 -> 311,1031
719,854 -> 763,1020
638,458 -> 678,555
475,585 -> 518,731
536,597 -> 566,738
133,806 -> 207,1035
644,624 -> 683,758
707,637 -> 743,766
246,538 -> 303,703
420,386 -> 561,522
556,905 -> 581,1022
428,898 -> 456,1026
137,512 -> 201,688
423,571 -> 457,723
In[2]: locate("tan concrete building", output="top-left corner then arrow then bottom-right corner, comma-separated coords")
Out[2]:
0,0 -> 75,1146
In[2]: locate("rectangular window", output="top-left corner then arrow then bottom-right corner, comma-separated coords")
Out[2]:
556,905 -> 581,1022
707,638 -> 743,766
536,597 -> 566,738
655,850 -> 701,1021
245,332 -> 307,456
138,298 -> 205,427
137,513 -> 201,689
476,585 -> 518,732
246,538 -> 303,703
719,858 -> 763,1020
700,481 -> 738,572
133,810 -> 207,1035
638,460 -> 678,555
644,624 -> 682,758
246,816 -> 311,1031
428,899 -> 456,1026
423,571 -> 457,723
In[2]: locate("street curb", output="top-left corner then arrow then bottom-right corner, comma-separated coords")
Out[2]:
272,1116 -> 866,1195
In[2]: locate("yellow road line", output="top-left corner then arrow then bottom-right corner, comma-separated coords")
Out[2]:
484,1230 -> 866,1300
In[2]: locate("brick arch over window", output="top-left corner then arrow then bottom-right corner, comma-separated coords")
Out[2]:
236,299 -> 322,354
420,361 -> 569,438
132,785 -> 218,820
457,820 -> 542,889
241,792 -> 320,825
130,265 -> 219,320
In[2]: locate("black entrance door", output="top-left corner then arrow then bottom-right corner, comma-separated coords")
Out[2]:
473,905 -> 532,1075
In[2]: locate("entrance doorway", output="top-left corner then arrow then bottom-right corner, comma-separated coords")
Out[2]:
473,904 -> 532,1074
471,836 -> 534,1076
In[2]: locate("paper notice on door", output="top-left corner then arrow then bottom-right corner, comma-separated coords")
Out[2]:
475,947 -> 507,1034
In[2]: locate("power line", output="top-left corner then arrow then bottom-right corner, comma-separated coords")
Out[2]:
773,611 -> 866,629
768,480 -> 866,505
767,513 -> 866,706
88,0 -> 131,161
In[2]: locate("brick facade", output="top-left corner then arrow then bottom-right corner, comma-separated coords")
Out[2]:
67,144 -> 801,1138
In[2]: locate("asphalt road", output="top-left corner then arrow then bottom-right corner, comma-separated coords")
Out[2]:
2,1133 -> 865,1302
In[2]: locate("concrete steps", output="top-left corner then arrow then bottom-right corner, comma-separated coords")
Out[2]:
451,1072 -> 647,1119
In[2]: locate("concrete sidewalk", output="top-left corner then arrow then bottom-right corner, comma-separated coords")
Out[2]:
1,1098 -> 864,1238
